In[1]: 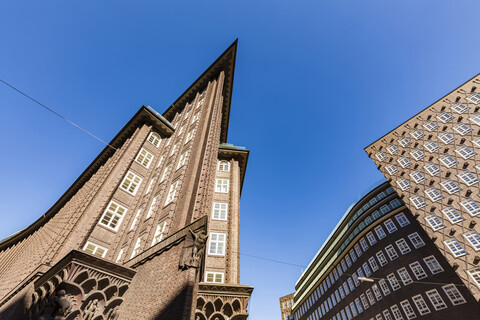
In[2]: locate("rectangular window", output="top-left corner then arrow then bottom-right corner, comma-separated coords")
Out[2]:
205,271 -> 224,283
410,130 -> 425,140
215,179 -> 229,193
437,112 -> 454,123
367,232 -> 377,245
455,145 -> 476,159
470,113 -> 480,125
438,132 -> 456,144
186,130 -> 195,143
409,195 -> 426,209
424,163 -> 441,176
442,284 -> 466,305
442,207 -> 464,224
410,149 -> 425,160
360,238 -> 369,251
395,213 -> 409,227
451,103 -> 470,114
464,231 -> 480,250
130,209 -> 141,231
409,261 -> 427,280
360,294 -> 369,309
385,164 -> 398,175
425,289 -> 447,310
147,132 -> 161,147
350,249 -> 357,262
116,248 -> 125,263
408,232 -> 425,248
424,140 -> 440,152
170,143 -> 178,156
396,178 -> 411,191
423,256 -> 444,274
372,284 -> 382,301
397,156 -> 412,168
99,201 -> 126,231
131,235 -> 144,258
191,112 -> 200,124
135,148 -> 154,168
146,196 -> 158,219
439,154 -> 458,168
363,262 -> 372,276
355,243 -> 363,256
423,120 -> 438,131
160,164 -> 171,182
384,219 -> 397,233
387,145 -> 399,154
385,245 -> 399,260
397,267 -> 413,285
83,241 -> 107,258
151,221 -> 167,246
400,300 -> 416,320
176,151 -> 188,169
461,199 -> 480,216
458,170 -> 479,186
395,238 -> 411,255
467,92 -> 480,104
425,187 -> 443,201
454,123 -> 473,135
380,205 -> 390,215
399,137 -> 412,147
376,251 -> 388,266
467,268 -> 480,288
379,279 -> 390,295
369,256 -> 379,271
212,202 -> 228,220
412,294 -> 430,315
425,214 -> 445,231
444,238 -> 467,257
165,180 -> 180,205
387,273 -> 401,291
208,232 -> 226,255
390,305 -> 403,320
120,171 -> 143,195
347,278 -> 355,291
343,282 -> 350,295
366,289 -> 376,305
145,178 -> 155,194
390,198 -> 402,209
376,151 -> 387,161
409,170 -> 426,183
375,226 -> 386,239
350,301 -> 358,316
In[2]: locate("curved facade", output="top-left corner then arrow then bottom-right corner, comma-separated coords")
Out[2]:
293,181 -> 478,320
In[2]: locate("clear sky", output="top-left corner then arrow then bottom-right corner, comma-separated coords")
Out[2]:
1,1 -> 480,319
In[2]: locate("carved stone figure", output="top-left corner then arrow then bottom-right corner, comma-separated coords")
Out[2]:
83,299 -> 98,320
37,290 -> 72,320
179,229 -> 208,269
105,305 -> 120,320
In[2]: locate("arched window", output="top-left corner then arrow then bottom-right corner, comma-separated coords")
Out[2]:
218,160 -> 230,172
147,132 -> 161,147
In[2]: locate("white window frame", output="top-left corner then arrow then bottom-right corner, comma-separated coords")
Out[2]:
425,289 -> 447,311
397,267 -> 413,285
376,151 -> 387,161
439,154 -> 458,168
131,235 -> 144,258
385,245 -> 399,261
467,268 -> 480,288
410,149 -> 425,161
467,92 -> 480,104
387,273 -> 401,291
385,164 -> 398,175
212,202 -> 228,220
438,132 -> 455,144
437,112 -> 454,123
441,207 -> 464,224
205,271 -> 224,283
455,145 -> 476,159
442,284 -> 466,305
395,213 -> 409,227
440,179 -> 460,194
397,156 -> 412,168
135,148 -> 154,168
120,171 -> 143,195
458,170 -> 479,186
409,195 -> 426,209
384,219 -> 397,233
424,163 -> 441,176
208,232 -> 226,256
165,180 -> 180,205
83,241 -> 107,258
425,214 -> 445,231
151,221 -> 167,246
367,232 -> 377,245
369,256 -> 379,272
410,130 -> 425,140
400,300 -> 416,320
424,140 -> 440,152
147,132 -> 161,147
408,232 -> 425,248
409,170 -> 426,183
469,113 -> 480,125
464,231 -> 480,251
375,225 -> 386,239
395,238 -> 411,255
453,123 -> 473,135
215,179 -> 230,193
399,138 -> 412,147
412,294 -> 430,315
146,196 -> 158,219
409,261 -> 427,280
185,129 -> 195,143
99,201 -> 127,231
218,160 -> 231,171
451,103 -> 470,114
396,178 -> 411,191
425,187 -> 443,202
423,255 -> 444,274
377,251 -> 388,266
387,145 -> 399,155
423,120 -> 438,131
461,199 -> 480,216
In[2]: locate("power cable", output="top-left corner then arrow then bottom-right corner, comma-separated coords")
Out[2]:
239,252 -> 307,268
0,79 -> 117,150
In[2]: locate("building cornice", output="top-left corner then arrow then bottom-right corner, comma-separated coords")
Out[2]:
218,143 -> 249,195
0,106 -> 174,251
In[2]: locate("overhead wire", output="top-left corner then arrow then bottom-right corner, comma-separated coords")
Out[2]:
0,79 -> 117,151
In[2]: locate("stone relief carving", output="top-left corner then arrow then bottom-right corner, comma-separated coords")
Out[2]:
179,229 -> 208,269
26,263 -> 128,320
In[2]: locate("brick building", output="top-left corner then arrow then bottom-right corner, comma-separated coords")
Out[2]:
279,293 -> 294,320
292,181 -> 478,320
0,40 -> 253,320
365,74 -> 480,303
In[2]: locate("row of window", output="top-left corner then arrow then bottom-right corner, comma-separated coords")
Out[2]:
296,280 -> 465,320
296,213 -> 410,318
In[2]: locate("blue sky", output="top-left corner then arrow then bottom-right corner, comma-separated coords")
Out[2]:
1,1 -> 480,319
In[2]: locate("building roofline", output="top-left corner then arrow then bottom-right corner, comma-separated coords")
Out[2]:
162,39 -> 238,144
0,106 -> 174,251
364,72 -> 480,151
